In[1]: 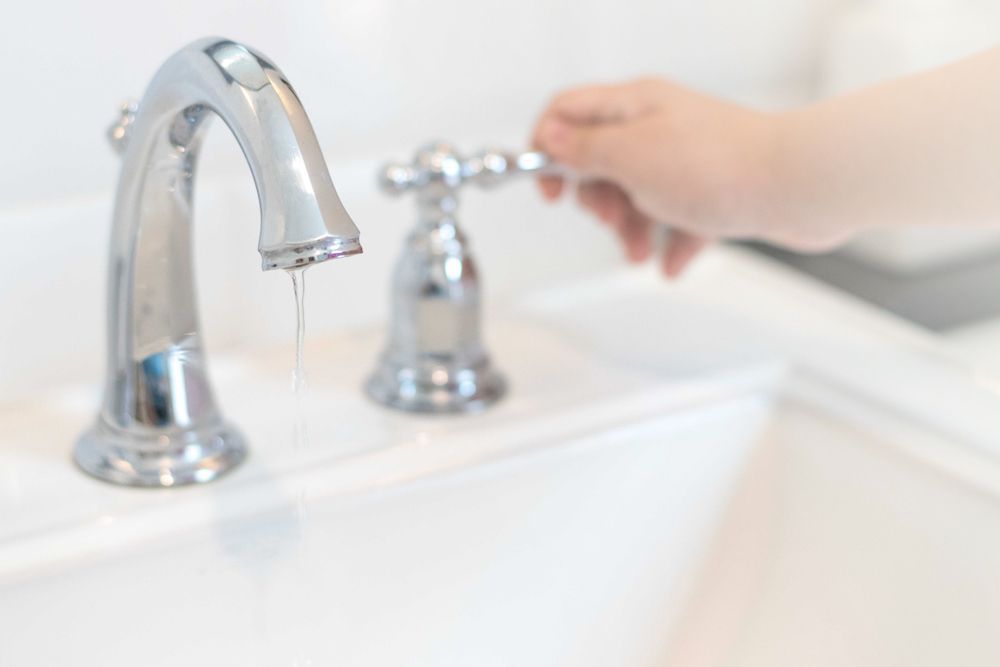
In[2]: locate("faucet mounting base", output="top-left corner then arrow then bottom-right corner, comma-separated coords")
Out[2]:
74,420 -> 247,488
365,360 -> 505,414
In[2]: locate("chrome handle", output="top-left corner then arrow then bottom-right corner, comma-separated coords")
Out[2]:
378,143 -> 556,196
462,149 -> 552,188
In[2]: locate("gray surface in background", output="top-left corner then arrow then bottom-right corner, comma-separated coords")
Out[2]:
748,243 -> 1000,331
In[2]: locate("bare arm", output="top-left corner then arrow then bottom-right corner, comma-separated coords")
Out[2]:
532,47 -> 1000,276
776,47 -> 1000,237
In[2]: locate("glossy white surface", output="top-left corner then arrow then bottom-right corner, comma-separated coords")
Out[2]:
947,316 -> 1000,376
3,248 -> 1000,665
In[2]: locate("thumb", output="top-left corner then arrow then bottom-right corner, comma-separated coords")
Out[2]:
536,116 -> 632,181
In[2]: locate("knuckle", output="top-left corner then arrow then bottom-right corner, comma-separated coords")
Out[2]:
550,88 -> 582,112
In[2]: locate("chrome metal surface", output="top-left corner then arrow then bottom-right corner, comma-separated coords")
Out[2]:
106,100 -> 138,155
366,143 -> 548,413
75,37 -> 363,487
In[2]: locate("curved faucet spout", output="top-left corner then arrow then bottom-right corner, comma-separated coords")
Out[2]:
75,37 -> 363,487
118,37 -> 362,270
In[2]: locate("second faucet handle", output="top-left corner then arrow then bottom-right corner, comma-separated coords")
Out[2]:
378,142 -> 553,197
462,148 -> 552,188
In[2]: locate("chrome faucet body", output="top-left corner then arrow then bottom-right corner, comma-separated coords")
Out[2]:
366,143 -> 550,414
75,38 -> 362,487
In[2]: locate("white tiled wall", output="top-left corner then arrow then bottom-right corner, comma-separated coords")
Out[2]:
0,0 -> 844,400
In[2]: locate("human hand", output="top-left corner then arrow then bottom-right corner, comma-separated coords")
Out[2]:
532,79 -> 830,277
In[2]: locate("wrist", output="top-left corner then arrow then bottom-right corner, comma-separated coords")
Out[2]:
739,110 -> 789,242
759,108 -> 857,251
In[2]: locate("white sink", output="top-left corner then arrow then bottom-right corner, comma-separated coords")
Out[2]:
2,248 -> 999,666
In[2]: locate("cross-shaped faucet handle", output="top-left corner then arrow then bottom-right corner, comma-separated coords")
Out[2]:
379,142 -> 554,196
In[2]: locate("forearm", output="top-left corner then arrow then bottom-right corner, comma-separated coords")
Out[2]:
771,47 -> 1000,238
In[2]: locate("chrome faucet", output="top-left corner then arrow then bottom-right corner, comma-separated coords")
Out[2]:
366,142 -> 549,413
74,38 -> 362,487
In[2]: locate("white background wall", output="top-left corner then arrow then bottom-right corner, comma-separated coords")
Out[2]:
0,0 -> 862,400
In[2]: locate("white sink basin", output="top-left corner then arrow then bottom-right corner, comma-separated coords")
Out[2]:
2,248 -> 999,666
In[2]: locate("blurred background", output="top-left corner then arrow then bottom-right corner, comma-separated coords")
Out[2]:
1,0 -> 998,401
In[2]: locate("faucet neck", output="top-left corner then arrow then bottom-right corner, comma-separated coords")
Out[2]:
102,38 -> 359,439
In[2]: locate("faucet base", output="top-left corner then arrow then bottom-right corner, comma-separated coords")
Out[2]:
365,358 -> 505,414
74,420 -> 247,488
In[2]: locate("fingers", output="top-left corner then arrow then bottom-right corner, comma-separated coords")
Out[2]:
661,230 -> 708,278
544,80 -> 663,124
532,79 -> 664,200
577,180 -> 630,226
574,180 -> 704,275
531,79 -> 714,275
576,181 -> 654,263
619,208 -> 654,262
535,116 -> 632,180
537,174 -> 564,201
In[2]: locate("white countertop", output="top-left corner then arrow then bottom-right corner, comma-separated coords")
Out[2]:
3,246 -> 999,576
4,246 -> 1000,666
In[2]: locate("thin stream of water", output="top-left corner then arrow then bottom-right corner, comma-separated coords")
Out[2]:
287,266 -> 312,667
289,267 -> 308,399
287,267 -> 310,526
288,267 -> 310,458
